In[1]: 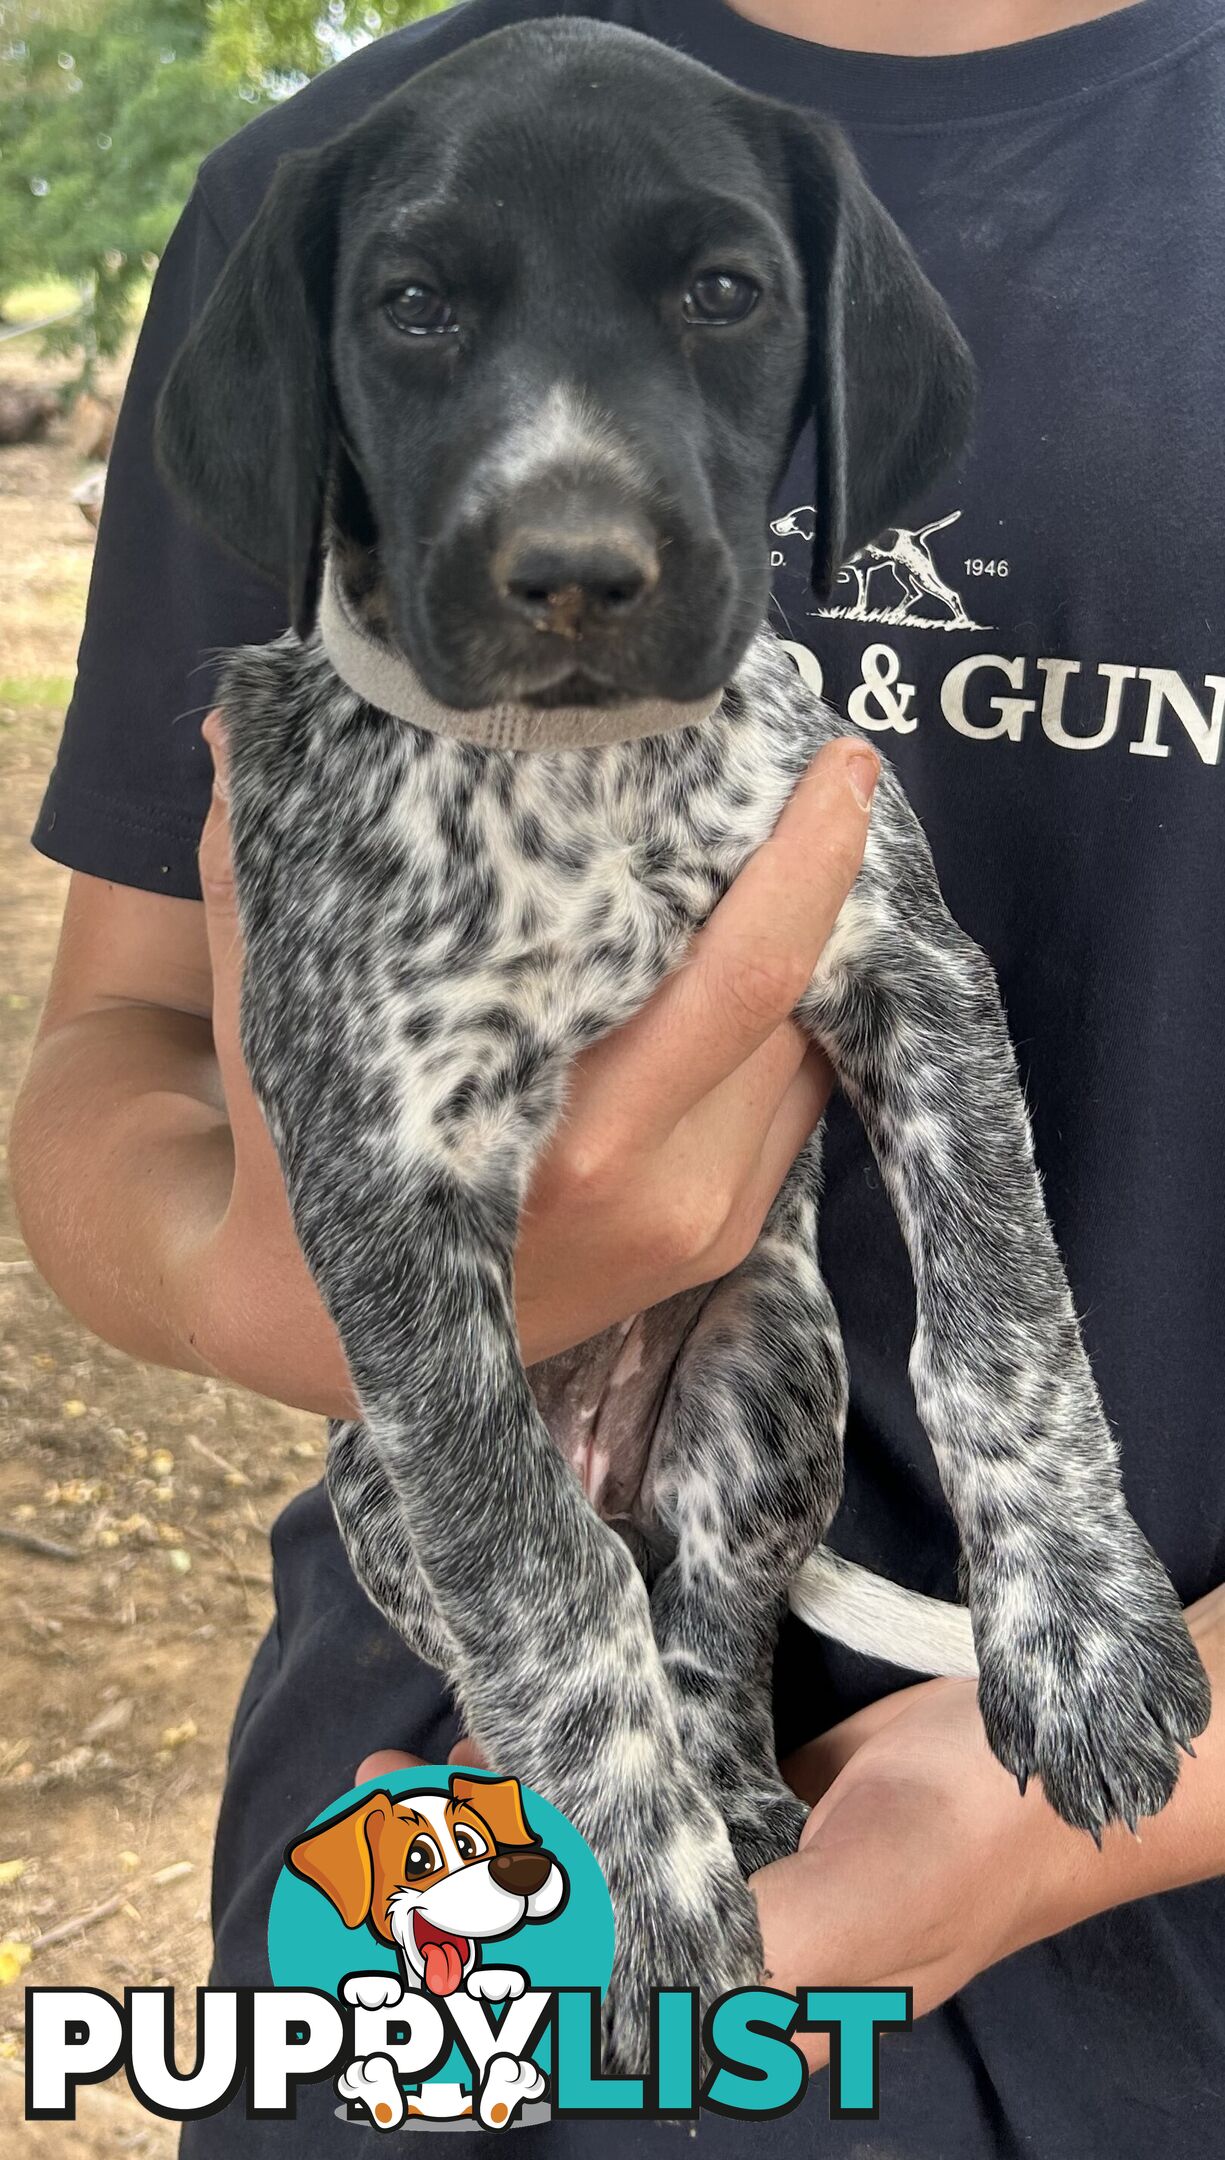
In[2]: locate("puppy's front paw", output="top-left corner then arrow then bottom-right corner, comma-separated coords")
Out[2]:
337,2053 -> 406,2131
342,1971 -> 404,2012
602,1854 -> 763,2075
543,1743 -> 762,2075
466,1966 -> 525,2004
975,1529 -> 1210,1837
477,2052 -> 545,2129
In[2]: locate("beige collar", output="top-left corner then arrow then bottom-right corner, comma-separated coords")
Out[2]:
318,556 -> 724,751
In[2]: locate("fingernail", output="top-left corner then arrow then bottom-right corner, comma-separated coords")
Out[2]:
847,748 -> 879,811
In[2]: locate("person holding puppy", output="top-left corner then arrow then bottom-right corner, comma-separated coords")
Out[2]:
12,1 -> 1225,2153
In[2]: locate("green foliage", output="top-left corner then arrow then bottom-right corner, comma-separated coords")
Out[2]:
1,1 -> 244,363
0,0 -> 449,374
208,0 -> 449,93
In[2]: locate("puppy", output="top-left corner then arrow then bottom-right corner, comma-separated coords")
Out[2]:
157,18 -> 1209,2065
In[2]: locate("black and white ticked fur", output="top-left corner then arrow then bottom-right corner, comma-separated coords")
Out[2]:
154,15 -> 1210,2067
222,616 -> 1207,2060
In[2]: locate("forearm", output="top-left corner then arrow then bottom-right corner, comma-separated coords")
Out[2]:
13,1004 -> 231,1372
11,1001 -> 354,1415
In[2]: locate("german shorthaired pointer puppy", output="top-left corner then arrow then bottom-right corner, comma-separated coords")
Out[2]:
157,17 -> 1209,2065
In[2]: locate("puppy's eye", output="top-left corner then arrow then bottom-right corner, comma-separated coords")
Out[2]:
404,1834 -> 443,1878
454,1825 -> 489,1862
385,284 -> 457,336
682,272 -> 760,326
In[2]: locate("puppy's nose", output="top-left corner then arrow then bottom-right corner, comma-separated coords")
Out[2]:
494,523 -> 658,637
489,1849 -> 553,1897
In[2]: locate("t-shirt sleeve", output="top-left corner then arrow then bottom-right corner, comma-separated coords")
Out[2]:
31,183 -> 287,901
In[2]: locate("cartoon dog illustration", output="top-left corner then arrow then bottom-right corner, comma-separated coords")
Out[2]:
288,1774 -> 566,2130
771,504 -> 973,625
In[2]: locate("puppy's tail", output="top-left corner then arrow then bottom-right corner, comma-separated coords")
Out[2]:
789,1547 -> 978,1679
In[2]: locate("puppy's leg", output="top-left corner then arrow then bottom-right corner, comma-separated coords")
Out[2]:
284,1148 -> 763,2068
650,1143 -> 847,1876
802,772 -> 1210,1836
327,1418 -> 455,1675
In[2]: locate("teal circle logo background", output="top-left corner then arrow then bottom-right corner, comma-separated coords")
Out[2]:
267,1767 -> 615,2006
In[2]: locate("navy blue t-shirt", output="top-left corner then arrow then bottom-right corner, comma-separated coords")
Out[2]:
34,2 -> 1225,2153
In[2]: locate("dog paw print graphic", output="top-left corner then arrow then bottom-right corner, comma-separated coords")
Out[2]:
269,1768 -> 614,2132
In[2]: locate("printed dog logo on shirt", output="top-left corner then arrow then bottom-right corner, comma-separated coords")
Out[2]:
286,1772 -> 573,2131
771,504 -> 986,630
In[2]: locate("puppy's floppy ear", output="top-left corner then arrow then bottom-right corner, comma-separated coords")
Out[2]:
286,1791 -> 391,1928
450,1774 -> 540,1852
155,146 -> 340,636
778,112 -> 975,597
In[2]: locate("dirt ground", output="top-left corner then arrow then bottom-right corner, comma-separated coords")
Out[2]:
0,355 -> 326,2152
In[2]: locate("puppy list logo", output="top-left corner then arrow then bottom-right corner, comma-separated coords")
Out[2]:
280,1769 -> 583,2130
25,1768 -> 912,2130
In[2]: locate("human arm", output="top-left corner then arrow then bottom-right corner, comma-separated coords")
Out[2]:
10,730 -> 875,1410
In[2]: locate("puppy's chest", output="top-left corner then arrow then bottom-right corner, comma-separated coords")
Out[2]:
227,635 -> 839,1230
234,637 -> 818,1064
395,729 -> 790,1013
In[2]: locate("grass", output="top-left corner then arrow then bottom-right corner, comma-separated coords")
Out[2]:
0,279 -> 83,324
0,676 -> 76,713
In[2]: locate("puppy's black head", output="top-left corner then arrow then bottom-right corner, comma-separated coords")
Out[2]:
157,19 -> 973,709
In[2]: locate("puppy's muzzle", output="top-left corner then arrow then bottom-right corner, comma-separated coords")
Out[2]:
491,495 -> 660,641
488,1849 -> 554,1897
415,459 -> 736,706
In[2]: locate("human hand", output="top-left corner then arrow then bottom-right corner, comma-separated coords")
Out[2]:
356,1683 -> 1071,2053
354,1685 -> 1075,2078
193,716 -> 877,1404
758,1675 -> 1132,2071
354,1739 -> 489,1784
352,1618 -> 1222,2085
515,735 -> 878,1359
764,1589 -> 1224,2069
357,1591 -> 1225,2077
